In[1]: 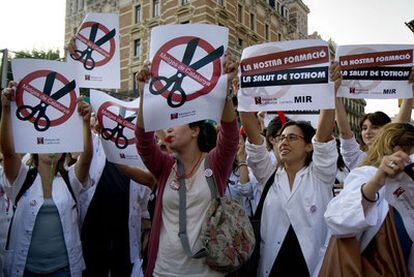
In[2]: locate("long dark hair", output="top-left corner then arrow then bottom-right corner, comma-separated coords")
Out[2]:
277,120 -> 315,166
189,120 -> 217,152
27,153 -> 68,175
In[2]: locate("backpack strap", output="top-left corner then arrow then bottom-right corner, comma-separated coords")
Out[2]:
252,170 -> 276,220
177,156 -> 211,259
13,167 -> 38,210
58,168 -> 77,205
203,155 -> 218,199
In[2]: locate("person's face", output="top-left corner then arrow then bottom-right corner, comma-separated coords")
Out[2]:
361,119 -> 382,147
165,124 -> 199,152
275,125 -> 312,165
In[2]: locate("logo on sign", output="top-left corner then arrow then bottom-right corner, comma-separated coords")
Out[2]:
37,137 -> 44,144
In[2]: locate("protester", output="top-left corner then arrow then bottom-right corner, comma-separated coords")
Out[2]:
1,81 -> 92,277
225,135 -> 261,217
79,118 -> 155,277
335,68 -> 414,170
0,155 -> 13,275
323,123 -> 414,276
239,63 -> 340,276
135,56 -> 239,276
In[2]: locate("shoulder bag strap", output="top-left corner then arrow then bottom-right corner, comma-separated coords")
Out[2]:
177,158 -> 208,259
252,170 -> 276,220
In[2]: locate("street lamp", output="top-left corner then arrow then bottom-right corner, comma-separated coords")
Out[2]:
406,19 -> 414,34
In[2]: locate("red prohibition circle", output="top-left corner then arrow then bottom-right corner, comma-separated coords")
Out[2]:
151,36 -> 222,103
16,70 -> 77,128
97,101 -> 136,146
73,21 -> 116,68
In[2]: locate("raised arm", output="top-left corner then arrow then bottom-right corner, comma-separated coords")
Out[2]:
1,82 -> 21,184
74,98 -> 93,184
116,164 -> 156,189
393,67 -> 414,123
221,53 -> 238,123
335,98 -> 354,139
315,62 -> 340,142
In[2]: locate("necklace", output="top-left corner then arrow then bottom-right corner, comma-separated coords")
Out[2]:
170,152 -> 204,190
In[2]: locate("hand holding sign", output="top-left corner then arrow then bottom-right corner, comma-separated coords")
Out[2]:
11,59 -> 83,153
143,24 -> 229,131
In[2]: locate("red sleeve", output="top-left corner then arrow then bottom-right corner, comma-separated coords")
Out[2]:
209,118 -> 239,194
135,126 -> 173,179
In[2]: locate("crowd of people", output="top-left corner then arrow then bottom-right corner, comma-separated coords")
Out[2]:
0,44 -> 413,277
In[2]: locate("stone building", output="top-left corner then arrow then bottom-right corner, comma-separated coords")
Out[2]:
65,0 -> 365,136
65,0 -> 309,95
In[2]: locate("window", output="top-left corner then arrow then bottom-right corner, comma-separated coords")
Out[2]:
265,24 -> 269,40
133,72 -> 138,96
250,13 -> 255,30
182,0 -> 189,5
238,38 -> 243,48
277,33 -> 282,41
135,5 -> 141,23
181,20 -> 190,24
153,0 -> 160,17
134,39 -> 141,57
217,0 -> 224,5
237,4 -> 243,22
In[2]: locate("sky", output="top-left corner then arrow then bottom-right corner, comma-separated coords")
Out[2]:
0,0 -> 413,117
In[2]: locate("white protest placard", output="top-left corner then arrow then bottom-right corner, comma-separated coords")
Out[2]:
336,44 -> 414,99
11,59 -> 83,153
264,110 -> 319,128
238,39 -> 334,112
90,90 -> 144,167
143,24 -> 228,131
68,13 -> 120,89
384,165 -> 414,242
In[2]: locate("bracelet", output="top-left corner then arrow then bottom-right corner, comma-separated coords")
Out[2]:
237,161 -> 248,169
360,183 -> 379,203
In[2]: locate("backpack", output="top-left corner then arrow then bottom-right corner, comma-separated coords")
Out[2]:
177,156 -> 256,273
5,167 -> 76,250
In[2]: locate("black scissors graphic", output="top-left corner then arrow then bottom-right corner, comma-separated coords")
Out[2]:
101,107 -> 136,149
149,38 -> 224,108
70,23 -> 116,70
16,72 -> 76,132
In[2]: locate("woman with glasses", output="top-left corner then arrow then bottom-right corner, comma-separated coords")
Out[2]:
239,64 -> 340,276
324,123 -> 414,276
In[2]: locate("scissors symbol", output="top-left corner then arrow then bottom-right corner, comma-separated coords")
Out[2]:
16,72 -> 76,132
149,37 -> 224,108
70,23 -> 116,70
101,107 -> 136,149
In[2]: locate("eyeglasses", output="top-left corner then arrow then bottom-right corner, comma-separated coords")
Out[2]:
275,133 -> 304,143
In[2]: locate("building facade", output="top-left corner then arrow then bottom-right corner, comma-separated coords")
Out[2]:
65,0 -> 365,135
65,0 -> 309,95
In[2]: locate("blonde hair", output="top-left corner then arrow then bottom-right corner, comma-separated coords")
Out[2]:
362,123 -> 414,167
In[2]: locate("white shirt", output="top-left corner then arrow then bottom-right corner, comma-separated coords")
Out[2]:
324,166 -> 414,276
154,159 -> 223,277
0,166 -> 13,275
2,162 -> 87,277
340,136 -> 366,170
246,137 -> 338,276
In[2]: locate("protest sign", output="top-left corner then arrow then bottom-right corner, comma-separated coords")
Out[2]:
68,13 -> 120,89
384,162 -> 414,242
336,44 -> 414,99
90,90 -> 144,167
238,39 -> 334,112
264,110 -> 319,128
11,59 -> 83,153
143,24 -> 228,131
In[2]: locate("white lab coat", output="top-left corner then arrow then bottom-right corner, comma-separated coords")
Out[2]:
79,134 -> 150,276
324,166 -> 414,277
2,163 -> 87,277
0,167 -> 13,276
246,137 -> 338,276
340,136 -> 366,170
